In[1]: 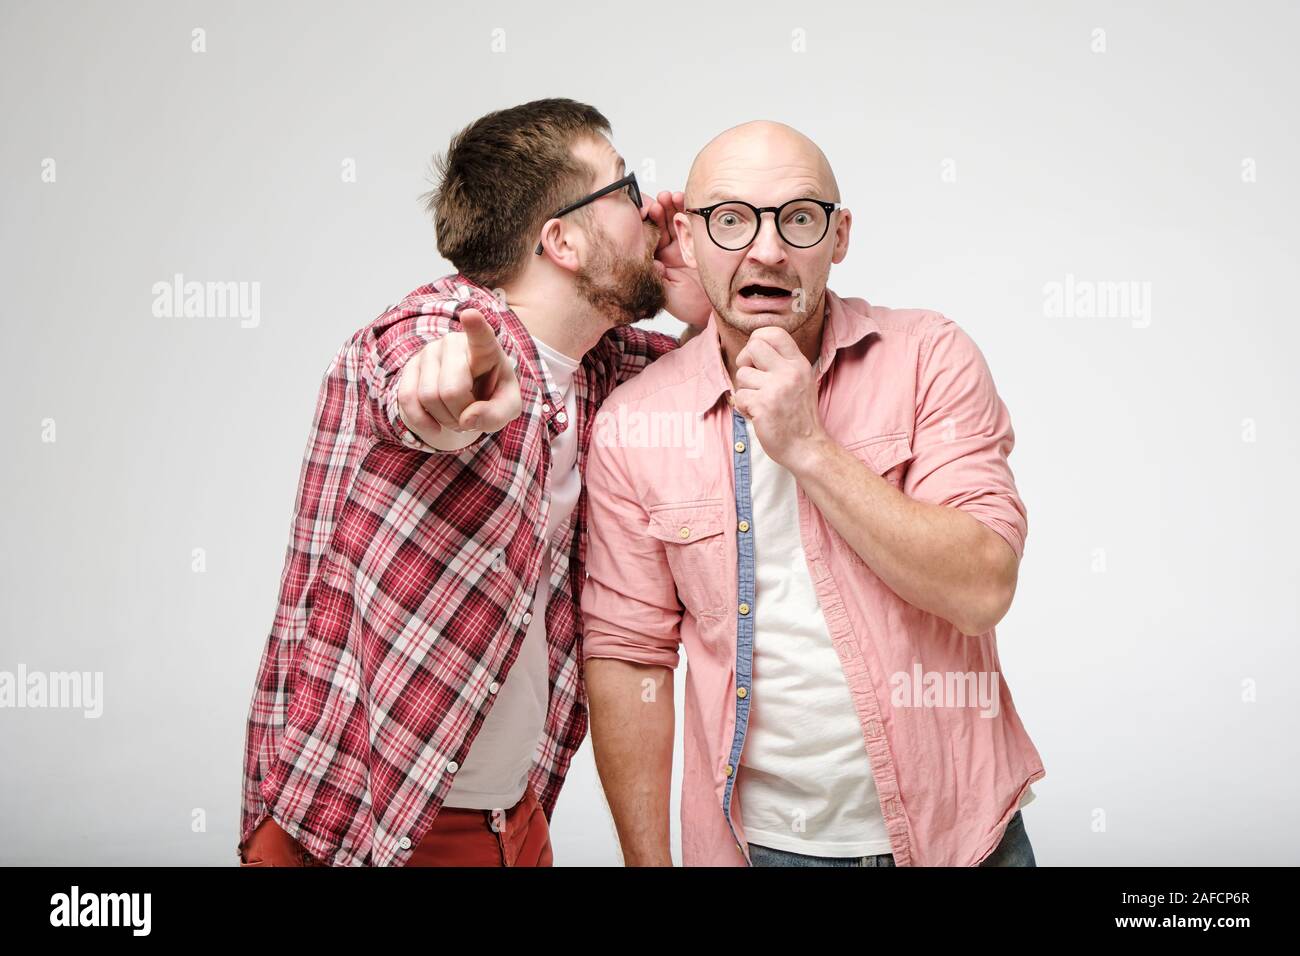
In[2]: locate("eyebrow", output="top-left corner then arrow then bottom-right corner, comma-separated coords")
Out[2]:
702,185 -> 823,205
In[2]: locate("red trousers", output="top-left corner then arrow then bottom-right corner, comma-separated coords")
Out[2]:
238,786 -> 553,867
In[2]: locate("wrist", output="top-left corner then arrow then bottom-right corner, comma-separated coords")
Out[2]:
787,428 -> 839,481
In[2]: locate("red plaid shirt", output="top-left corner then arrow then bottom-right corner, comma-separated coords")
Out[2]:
239,274 -> 678,866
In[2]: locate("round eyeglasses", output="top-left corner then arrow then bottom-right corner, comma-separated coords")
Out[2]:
685,198 -> 840,251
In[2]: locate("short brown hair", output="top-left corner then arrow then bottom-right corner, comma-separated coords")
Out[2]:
424,98 -> 611,288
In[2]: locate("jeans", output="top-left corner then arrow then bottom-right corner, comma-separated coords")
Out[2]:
747,809 -> 1037,867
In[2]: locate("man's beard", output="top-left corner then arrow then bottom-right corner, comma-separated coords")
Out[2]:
574,227 -> 665,327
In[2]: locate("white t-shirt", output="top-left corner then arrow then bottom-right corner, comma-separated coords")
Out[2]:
736,425 -> 895,856
737,418 -> 1034,855
441,336 -> 582,810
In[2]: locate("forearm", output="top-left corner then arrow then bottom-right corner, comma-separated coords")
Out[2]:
791,435 -> 1019,636
584,657 -> 675,866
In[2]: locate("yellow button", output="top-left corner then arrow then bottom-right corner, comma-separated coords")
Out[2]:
734,440 -> 747,453
736,687 -> 748,699
724,764 -> 734,777
678,527 -> 691,539
738,603 -> 750,615
737,520 -> 750,533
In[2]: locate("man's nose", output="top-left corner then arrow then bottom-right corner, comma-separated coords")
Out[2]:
747,214 -> 787,265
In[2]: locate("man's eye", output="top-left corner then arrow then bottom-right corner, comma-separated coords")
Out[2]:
718,214 -> 739,227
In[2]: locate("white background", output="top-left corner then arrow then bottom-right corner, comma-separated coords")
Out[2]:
1,0 -> 1296,864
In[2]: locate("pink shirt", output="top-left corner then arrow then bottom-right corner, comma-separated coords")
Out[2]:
580,290 -> 1046,866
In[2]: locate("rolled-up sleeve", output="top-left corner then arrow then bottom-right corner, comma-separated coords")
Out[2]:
580,412 -> 683,669
903,318 -> 1028,559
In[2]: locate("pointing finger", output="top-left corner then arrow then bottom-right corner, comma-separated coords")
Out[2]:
460,309 -> 506,379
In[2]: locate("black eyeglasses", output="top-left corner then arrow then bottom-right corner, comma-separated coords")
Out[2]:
686,198 -> 840,251
533,172 -> 643,255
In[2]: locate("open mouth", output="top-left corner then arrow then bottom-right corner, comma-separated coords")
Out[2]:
738,283 -> 792,300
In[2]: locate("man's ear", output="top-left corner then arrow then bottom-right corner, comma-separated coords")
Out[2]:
675,211 -> 698,269
537,217 -> 583,273
830,208 -> 852,265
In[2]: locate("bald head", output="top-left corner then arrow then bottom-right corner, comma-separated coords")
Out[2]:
676,120 -> 850,344
684,120 -> 839,208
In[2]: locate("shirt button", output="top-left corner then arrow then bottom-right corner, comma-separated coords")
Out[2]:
734,440 -> 746,453
522,612 -> 533,625
678,527 -> 691,539
724,764 -> 734,777
555,411 -> 568,424
737,520 -> 750,533
738,603 -> 750,615
736,687 -> 747,699
542,403 -> 551,414
489,681 -> 501,695
398,836 -> 412,850
446,761 -> 460,774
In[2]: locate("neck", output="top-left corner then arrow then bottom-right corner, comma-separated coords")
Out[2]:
498,269 -> 611,360
718,293 -> 827,382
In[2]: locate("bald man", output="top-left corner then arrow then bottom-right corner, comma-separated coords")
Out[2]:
579,121 -> 1046,867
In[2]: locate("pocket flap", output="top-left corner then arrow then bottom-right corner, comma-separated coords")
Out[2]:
846,433 -> 914,478
646,502 -> 726,544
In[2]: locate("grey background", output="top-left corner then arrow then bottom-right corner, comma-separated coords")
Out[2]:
1,0 -> 1296,865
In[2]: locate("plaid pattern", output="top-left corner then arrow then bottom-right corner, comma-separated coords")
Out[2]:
239,274 -> 677,866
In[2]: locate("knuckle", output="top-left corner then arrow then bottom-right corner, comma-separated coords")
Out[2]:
416,381 -> 440,410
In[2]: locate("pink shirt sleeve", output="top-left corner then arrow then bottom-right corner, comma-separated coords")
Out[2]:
903,318 -> 1028,560
580,421 -> 683,670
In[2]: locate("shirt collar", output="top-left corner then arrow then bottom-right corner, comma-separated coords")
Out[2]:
692,288 -> 882,415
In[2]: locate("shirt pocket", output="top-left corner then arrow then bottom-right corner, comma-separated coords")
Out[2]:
844,431 -> 914,488
645,501 -> 730,619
